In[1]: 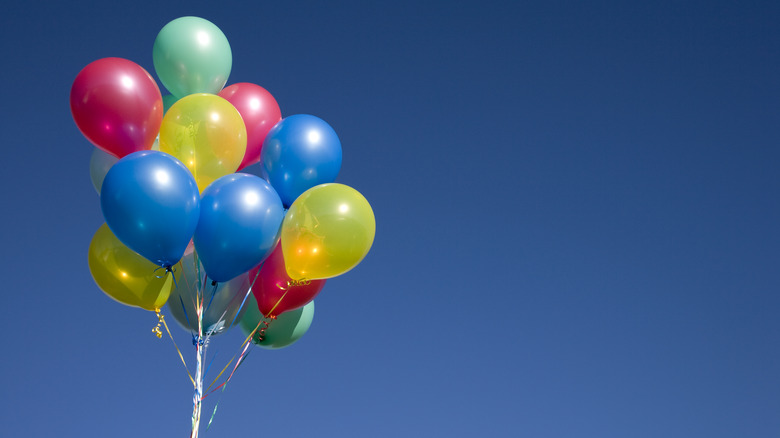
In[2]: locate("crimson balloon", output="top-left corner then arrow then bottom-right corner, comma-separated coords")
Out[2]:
71,57 -> 163,158
218,82 -> 281,170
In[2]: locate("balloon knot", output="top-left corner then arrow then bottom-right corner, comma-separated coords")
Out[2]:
192,334 -> 208,347
211,280 -> 217,286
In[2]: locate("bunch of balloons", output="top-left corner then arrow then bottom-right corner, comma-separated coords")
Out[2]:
74,16 -> 376,349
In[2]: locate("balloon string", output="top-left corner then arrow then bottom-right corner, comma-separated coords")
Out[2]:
202,316 -> 274,396
206,399 -> 220,430
204,349 -> 218,380
197,259 -> 264,350
191,269 -> 207,438
204,281 -> 218,314
265,286 -> 290,318
179,295 -> 192,330
225,260 -> 264,330
154,308 -> 196,387
199,259 -> 266,374
205,347 -> 254,431
202,334 -> 255,399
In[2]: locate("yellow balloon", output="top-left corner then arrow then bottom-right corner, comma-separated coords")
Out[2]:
281,183 -> 375,280
159,93 -> 247,192
88,223 -> 173,311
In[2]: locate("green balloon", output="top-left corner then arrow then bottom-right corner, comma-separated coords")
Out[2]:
153,16 -> 232,98
240,295 -> 315,349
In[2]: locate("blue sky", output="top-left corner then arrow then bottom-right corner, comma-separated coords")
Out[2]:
2,1 -> 779,437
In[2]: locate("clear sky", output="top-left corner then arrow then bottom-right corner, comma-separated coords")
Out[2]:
2,1 -> 779,437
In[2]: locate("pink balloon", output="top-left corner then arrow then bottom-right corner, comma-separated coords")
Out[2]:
248,242 -> 325,318
219,83 -> 282,170
70,58 -> 163,158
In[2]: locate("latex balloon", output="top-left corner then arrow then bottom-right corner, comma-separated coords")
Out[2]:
159,93 -> 247,192
194,173 -> 284,282
89,147 -> 118,194
88,223 -> 173,311
248,242 -> 325,318
101,151 -> 200,267
260,114 -> 342,207
71,57 -> 163,158
281,184 -> 375,280
89,138 -> 161,195
240,295 -> 314,349
167,247 -> 251,335
153,16 -> 232,98
218,83 -> 282,170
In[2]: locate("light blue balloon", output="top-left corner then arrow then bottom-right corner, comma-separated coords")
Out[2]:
167,249 -> 251,335
89,147 -> 118,194
100,151 -> 200,267
193,173 -> 285,282
260,114 -> 342,207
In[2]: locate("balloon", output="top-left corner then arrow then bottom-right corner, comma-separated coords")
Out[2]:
218,83 -> 282,171
281,184 -> 375,280
248,242 -> 325,318
153,16 -> 232,98
70,57 -> 163,158
88,223 -> 173,311
90,138 -> 162,195
240,295 -> 314,349
89,148 -> 118,194
194,174 -> 284,282
260,114 -> 342,207
159,93 -> 247,192
167,246 -> 251,335
101,151 -> 200,267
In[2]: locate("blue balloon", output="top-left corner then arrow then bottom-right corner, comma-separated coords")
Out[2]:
101,151 -> 200,267
194,173 -> 285,282
260,114 -> 342,207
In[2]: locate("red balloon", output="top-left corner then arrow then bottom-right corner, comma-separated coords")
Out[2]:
218,83 -> 282,170
70,58 -> 163,158
249,243 -> 325,318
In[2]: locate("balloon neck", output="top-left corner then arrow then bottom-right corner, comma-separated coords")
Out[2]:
211,280 -> 217,286
153,265 -> 174,278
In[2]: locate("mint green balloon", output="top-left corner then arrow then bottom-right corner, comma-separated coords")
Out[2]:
153,17 -> 232,98
240,295 -> 315,350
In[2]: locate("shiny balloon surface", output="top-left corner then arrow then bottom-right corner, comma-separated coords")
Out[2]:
159,93 -> 247,192
71,57 -> 163,158
100,151 -> 200,267
281,183 -> 375,280
88,223 -> 173,311
153,16 -> 232,98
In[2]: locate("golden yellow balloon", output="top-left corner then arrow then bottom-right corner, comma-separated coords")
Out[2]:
88,223 -> 173,311
159,93 -> 247,192
281,183 -> 376,280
